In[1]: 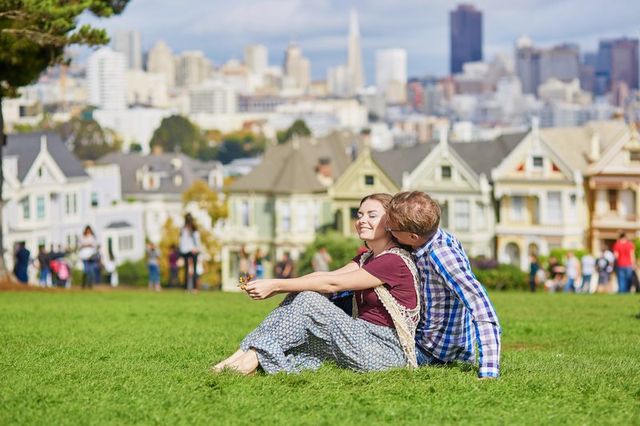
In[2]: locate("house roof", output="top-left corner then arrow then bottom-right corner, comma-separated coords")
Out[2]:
540,121 -> 628,172
372,142 -> 437,186
451,132 -> 526,178
98,152 -> 221,195
229,131 -> 363,194
5,132 -> 88,181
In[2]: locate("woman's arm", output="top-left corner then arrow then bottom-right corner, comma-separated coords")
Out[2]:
245,267 -> 382,300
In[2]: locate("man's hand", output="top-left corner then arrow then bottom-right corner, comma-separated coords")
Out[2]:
245,279 -> 279,300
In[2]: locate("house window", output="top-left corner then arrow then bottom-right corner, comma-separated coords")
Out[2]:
240,200 -> 250,227
65,193 -> 77,215
36,196 -> 45,220
118,235 -> 134,252
350,207 -> 359,219
281,203 -> 291,232
608,189 -> 618,212
547,192 -> 562,224
38,167 -> 43,178
454,200 -> 470,231
630,150 -> 640,162
510,196 -> 524,222
91,192 -> 99,208
441,166 -> 452,179
364,175 -> 374,186
20,197 -> 30,220
532,156 -> 543,168
440,201 -> 449,229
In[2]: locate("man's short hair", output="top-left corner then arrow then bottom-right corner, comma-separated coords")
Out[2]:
388,191 -> 441,237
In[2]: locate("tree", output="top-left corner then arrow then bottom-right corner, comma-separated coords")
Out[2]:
149,115 -> 205,157
0,1 -> 131,278
57,115 -> 122,160
276,119 -> 311,144
182,180 -> 227,287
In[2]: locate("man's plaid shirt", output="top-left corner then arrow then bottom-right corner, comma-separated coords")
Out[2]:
413,228 -> 501,378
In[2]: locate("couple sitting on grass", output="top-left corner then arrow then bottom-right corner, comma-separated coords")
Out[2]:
213,191 -> 501,379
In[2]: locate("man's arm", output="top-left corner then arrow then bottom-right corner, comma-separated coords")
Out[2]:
430,246 -> 501,378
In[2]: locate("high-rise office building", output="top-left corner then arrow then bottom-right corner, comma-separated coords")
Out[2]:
375,49 -> 407,104
112,30 -> 142,70
175,51 -> 212,88
87,47 -> 126,110
450,4 -> 483,75
347,9 -> 365,94
147,40 -> 176,88
516,40 -> 580,95
596,38 -> 639,96
244,44 -> 268,75
283,43 -> 311,91
515,36 -> 540,95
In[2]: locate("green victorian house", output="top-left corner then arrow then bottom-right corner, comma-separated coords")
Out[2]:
220,131 -> 364,291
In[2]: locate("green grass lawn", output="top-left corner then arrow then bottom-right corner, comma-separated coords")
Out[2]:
1,289 -> 639,425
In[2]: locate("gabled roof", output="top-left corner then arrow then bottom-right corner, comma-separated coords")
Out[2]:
98,152 -> 221,195
371,142 -> 437,187
451,132 -> 526,179
230,132 -> 363,194
540,121 -> 628,173
5,132 -> 88,181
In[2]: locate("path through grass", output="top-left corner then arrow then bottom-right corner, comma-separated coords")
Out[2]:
1,290 -> 639,425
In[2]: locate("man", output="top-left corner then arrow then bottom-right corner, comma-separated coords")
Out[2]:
311,246 -> 332,272
612,232 -> 636,293
386,191 -> 501,379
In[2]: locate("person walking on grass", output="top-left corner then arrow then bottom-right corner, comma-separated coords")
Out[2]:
79,226 -> 98,289
385,191 -> 501,379
37,244 -> 51,288
613,232 -> 636,293
179,213 -> 201,293
147,242 -> 161,292
580,253 -> 595,293
563,251 -> 580,293
212,193 -> 420,375
13,241 -> 30,284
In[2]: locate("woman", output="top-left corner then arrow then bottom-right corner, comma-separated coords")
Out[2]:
212,193 -> 420,375
79,225 -> 98,289
179,213 -> 201,292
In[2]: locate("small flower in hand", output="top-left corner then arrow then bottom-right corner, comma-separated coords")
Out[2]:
238,273 -> 254,291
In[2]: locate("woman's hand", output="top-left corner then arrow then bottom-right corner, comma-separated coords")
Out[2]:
245,279 -> 279,300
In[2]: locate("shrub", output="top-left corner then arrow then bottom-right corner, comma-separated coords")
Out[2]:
297,231 -> 363,276
473,264 -> 528,291
117,259 -> 148,286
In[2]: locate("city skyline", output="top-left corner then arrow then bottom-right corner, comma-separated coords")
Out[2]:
78,0 -> 640,79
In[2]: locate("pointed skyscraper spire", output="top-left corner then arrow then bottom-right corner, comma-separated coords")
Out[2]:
347,9 -> 365,95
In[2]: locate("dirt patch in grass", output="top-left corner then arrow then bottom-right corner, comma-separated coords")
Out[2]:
0,278 -> 42,291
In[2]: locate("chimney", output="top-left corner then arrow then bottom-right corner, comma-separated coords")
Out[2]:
439,125 -> 448,146
590,132 -> 600,161
316,157 -> 333,186
531,116 -> 540,140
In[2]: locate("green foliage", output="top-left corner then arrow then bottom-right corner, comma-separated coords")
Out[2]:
1,292 -> 639,424
296,231 -> 362,276
129,142 -> 142,153
635,239 -> 640,257
276,119 -> 311,144
56,116 -> 121,160
116,258 -> 148,286
149,115 -> 205,157
213,130 -> 267,164
473,264 -> 528,291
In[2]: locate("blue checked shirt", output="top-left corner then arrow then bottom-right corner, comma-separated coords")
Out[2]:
413,228 -> 501,378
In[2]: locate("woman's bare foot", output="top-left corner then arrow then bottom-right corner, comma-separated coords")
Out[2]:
211,349 -> 246,372
226,349 -> 259,375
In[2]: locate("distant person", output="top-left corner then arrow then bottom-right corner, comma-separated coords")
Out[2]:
238,246 -> 253,280
179,213 -> 201,292
274,252 -> 294,279
253,248 -> 266,279
146,242 -> 161,292
13,241 -> 30,284
37,244 -> 51,288
580,253 -> 595,293
563,251 -> 580,293
529,254 -> 540,293
312,246 -> 332,272
104,248 -> 118,287
545,256 -> 565,292
613,232 -> 636,293
79,225 -> 99,289
168,244 -> 180,287
596,252 -> 612,293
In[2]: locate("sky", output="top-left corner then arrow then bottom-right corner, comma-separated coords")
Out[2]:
78,0 -> 640,80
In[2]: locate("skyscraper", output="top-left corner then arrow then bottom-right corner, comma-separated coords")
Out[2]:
87,47 -> 126,110
244,44 -> 268,75
596,38 -> 639,96
375,49 -> 407,104
283,43 -> 311,92
347,9 -> 365,95
450,4 -> 483,75
147,40 -> 175,88
112,30 -> 142,70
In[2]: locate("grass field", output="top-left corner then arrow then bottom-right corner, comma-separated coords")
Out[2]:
1,289 -> 639,425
